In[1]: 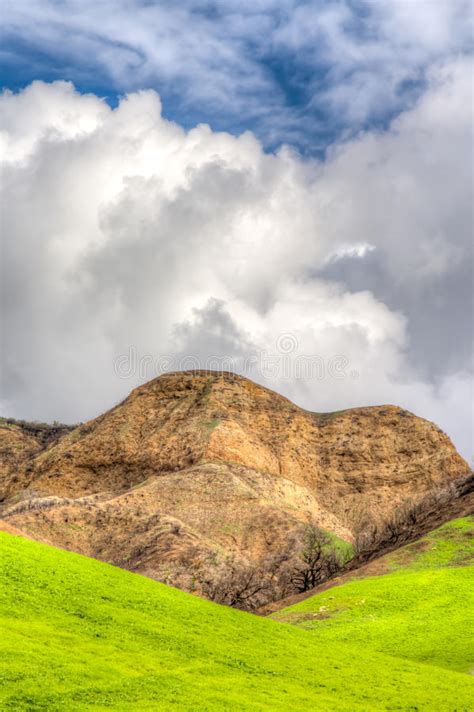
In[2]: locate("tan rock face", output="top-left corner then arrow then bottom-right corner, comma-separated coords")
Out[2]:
0,371 -> 470,601
0,422 -> 43,496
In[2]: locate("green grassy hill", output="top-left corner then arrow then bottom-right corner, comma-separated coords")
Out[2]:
1,530 -> 473,710
272,517 -> 474,675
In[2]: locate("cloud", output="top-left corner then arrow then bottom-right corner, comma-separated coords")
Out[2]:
324,243 -> 376,263
1,63 -> 472,460
275,0 -> 473,122
1,1 -> 472,151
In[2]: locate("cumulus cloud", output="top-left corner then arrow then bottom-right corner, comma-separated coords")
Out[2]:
2,0 -> 472,150
0,64 -> 473,460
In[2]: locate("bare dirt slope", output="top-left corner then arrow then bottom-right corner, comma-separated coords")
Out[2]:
0,418 -> 74,498
0,370 -> 470,602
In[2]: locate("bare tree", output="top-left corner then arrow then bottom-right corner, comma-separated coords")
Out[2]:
290,524 -> 343,593
201,556 -> 276,610
354,475 -> 472,557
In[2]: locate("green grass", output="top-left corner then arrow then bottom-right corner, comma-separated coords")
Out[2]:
386,516 -> 474,571
326,530 -> 354,563
199,418 -> 221,430
0,534 -> 474,712
272,517 -> 474,676
1,534 -> 473,710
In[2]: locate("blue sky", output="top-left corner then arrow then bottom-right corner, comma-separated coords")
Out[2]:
2,0 -> 472,155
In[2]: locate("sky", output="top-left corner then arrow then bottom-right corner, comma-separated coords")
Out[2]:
0,0 -> 473,461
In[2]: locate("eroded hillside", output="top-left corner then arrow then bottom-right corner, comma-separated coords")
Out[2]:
0,370 -> 471,607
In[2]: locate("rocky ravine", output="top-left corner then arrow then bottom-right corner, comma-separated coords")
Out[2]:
0,370 -> 471,605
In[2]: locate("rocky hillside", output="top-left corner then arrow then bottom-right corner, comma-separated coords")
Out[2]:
0,417 -> 75,498
0,371 -> 471,606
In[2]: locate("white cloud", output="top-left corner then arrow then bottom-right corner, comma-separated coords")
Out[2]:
276,0 -> 473,123
317,58 -> 473,282
324,243 -> 376,263
0,62 -> 472,461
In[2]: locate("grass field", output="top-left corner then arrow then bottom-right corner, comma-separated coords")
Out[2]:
272,517 -> 474,675
1,528 -> 473,711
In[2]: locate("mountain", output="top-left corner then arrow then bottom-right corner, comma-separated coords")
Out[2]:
269,516 -> 474,674
0,370 -> 471,607
1,531 -> 472,711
